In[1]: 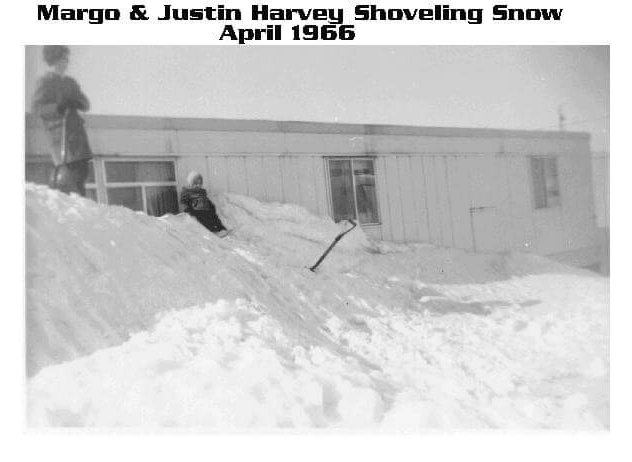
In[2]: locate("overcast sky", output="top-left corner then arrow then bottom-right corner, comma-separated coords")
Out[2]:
25,46 -> 609,151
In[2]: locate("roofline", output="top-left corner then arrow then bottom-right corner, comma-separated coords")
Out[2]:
25,113 -> 590,141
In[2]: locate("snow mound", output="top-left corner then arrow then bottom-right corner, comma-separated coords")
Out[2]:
26,184 -> 367,376
26,184 -> 609,429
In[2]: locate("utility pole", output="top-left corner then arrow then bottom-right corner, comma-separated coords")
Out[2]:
558,105 -> 566,131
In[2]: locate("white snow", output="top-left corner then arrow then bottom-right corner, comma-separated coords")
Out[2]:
26,184 -> 609,429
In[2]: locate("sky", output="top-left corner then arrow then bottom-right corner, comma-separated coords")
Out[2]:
25,46 -> 609,151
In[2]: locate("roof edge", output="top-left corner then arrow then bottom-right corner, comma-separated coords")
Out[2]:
25,113 -> 590,140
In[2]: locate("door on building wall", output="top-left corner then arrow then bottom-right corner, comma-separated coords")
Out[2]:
467,156 -> 507,253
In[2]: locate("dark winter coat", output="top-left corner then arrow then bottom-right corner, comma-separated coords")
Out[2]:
32,72 -> 92,167
180,186 -> 216,212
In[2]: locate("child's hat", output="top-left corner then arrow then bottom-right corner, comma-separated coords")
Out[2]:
186,170 -> 203,186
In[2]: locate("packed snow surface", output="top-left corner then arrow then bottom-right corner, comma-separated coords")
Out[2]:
26,184 -> 609,429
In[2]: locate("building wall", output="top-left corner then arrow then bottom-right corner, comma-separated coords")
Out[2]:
175,154 -> 330,219
26,114 -> 599,266
592,152 -> 609,229
591,152 -> 610,273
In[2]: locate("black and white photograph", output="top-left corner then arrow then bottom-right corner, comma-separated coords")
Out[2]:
23,44 -> 609,430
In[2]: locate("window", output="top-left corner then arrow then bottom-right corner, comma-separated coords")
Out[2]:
85,161 -> 97,201
531,156 -> 561,209
104,160 -> 179,216
327,158 -> 380,225
25,158 -> 97,200
25,157 -> 177,215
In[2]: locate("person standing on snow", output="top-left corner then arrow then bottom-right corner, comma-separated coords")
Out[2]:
31,45 -> 93,196
180,171 -> 229,237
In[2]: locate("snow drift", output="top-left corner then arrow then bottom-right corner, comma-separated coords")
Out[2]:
26,184 -> 609,429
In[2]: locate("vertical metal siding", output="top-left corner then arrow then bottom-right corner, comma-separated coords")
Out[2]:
295,157 -> 319,215
446,156 -> 474,250
312,157 -> 329,217
244,156 -> 267,202
422,156 -> 442,245
492,156 -> 515,252
383,157 -> 406,242
375,157 -> 393,241
504,156 -> 537,252
262,156 -> 284,203
396,156 -> 420,241
410,156 -> 431,243
561,154 -> 597,249
179,149 -> 597,259
207,156 -> 229,193
433,156 -> 454,247
226,156 -> 248,195
280,156 -> 300,204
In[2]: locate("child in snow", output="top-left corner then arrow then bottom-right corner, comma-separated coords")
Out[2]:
180,171 -> 229,237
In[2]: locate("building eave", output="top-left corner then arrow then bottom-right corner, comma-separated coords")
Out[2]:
25,113 -> 590,141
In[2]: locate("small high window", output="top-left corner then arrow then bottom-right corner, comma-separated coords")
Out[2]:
327,158 -> 380,225
531,156 -> 561,209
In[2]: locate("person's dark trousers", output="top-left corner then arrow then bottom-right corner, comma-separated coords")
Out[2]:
189,210 -> 227,233
49,160 -> 89,197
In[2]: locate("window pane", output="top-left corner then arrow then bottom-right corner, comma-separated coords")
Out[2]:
531,157 -> 547,209
146,186 -> 179,216
353,159 -> 379,224
329,159 -> 356,222
85,188 -> 97,202
545,161 -> 560,207
107,187 -> 143,211
86,160 -> 95,184
531,157 -> 561,209
105,161 -> 175,183
26,161 -> 54,185
544,158 -> 560,198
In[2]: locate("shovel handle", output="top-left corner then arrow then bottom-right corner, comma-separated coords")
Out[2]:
309,219 -> 357,272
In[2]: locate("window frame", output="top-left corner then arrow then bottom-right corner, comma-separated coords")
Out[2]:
530,155 -> 561,210
325,156 -> 381,226
99,157 -> 179,215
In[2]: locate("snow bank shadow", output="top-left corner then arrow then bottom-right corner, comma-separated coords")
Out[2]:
421,299 -> 494,316
370,247 -> 600,286
420,298 -> 541,316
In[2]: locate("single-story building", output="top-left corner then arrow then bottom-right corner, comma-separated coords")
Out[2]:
25,113 -> 600,269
